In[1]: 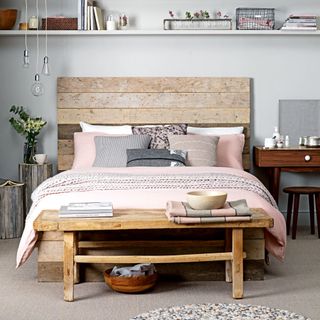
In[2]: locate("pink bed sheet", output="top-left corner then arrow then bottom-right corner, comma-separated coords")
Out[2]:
16,166 -> 286,267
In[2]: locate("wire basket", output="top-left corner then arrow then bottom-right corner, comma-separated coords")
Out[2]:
236,8 -> 275,30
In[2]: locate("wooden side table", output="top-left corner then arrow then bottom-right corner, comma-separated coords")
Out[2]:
254,146 -> 320,203
19,163 -> 53,213
0,180 -> 25,239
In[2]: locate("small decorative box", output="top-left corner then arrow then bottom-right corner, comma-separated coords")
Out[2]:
42,17 -> 78,30
164,19 -> 232,30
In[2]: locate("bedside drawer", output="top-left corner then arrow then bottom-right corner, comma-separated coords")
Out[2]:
254,148 -> 320,167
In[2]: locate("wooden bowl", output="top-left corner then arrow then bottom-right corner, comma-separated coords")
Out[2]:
187,191 -> 227,210
104,268 -> 158,293
0,9 -> 18,30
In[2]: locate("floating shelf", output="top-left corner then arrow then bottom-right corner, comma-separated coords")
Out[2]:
1,29 -> 320,36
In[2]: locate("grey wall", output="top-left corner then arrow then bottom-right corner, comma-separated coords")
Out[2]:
1,0 -> 320,216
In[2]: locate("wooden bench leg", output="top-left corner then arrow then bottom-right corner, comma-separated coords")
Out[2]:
292,194 -> 300,240
225,229 -> 232,283
308,193 -> 315,235
286,193 -> 293,235
64,232 -> 76,302
315,193 -> 320,239
232,228 -> 243,299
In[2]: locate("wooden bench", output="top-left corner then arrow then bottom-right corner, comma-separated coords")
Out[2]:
33,208 -> 273,302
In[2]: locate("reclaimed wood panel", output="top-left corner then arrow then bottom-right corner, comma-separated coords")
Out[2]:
58,77 -> 250,93
57,77 -> 251,170
58,92 -> 249,109
57,108 -> 250,125
0,184 -> 25,239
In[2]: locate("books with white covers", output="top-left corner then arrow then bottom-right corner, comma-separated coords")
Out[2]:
59,202 -> 113,218
94,6 -> 105,30
67,202 -> 113,211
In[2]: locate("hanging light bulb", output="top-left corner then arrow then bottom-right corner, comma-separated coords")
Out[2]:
42,0 -> 50,76
23,49 -> 30,68
23,0 -> 30,68
31,0 -> 44,97
42,56 -> 50,75
31,73 -> 44,96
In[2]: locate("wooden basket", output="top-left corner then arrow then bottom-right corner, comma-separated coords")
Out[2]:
104,268 -> 158,293
41,17 -> 77,30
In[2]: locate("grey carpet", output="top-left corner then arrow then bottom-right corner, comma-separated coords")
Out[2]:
0,228 -> 319,320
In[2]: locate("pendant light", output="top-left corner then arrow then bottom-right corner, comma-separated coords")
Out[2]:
31,0 -> 44,96
23,0 -> 30,68
41,0 -> 50,76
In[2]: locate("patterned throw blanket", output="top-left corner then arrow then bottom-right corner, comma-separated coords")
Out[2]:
32,171 -> 277,208
166,199 -> 252,224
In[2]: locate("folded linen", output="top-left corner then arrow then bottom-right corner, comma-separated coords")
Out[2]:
110,263 -> 156,277
166,199 -> 252,224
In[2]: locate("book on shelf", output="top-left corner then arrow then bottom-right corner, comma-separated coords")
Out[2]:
94,6 -> 105,30
59,202 -> 113,218
78,0 -> 104,31
281,14 -> 319,31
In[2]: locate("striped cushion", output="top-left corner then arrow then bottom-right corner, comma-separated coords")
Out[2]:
93,135 -> 151,167
168,135 -> 219,166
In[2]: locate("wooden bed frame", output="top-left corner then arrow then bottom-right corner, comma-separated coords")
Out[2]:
37,77 -> 266,282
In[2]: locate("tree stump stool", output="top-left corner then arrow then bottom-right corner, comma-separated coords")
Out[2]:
283,186 -> 320,239
19,163 -> 53,213
0,180 -> 25,239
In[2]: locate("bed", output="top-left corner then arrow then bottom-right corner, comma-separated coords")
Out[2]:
17,77 -> 286,282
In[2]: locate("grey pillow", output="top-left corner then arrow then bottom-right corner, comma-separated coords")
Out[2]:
132,124 -> 187,149
168,135 -> 219,166
127,149 -> 187,167
93,135 -> 151,167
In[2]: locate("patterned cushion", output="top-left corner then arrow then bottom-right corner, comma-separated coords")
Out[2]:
168,135 -> 219,166
126,149 -> 187,167
93,135 -> 151,167
132,124 -> 187,149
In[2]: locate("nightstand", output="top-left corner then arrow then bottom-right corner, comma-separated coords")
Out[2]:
19,163 -> 53,212
254,146 -> 320,203
0,180 -> 25,239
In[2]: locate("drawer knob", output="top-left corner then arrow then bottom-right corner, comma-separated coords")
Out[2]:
305,155 -> 311,162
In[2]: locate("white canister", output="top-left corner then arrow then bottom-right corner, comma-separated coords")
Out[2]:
106,15 -> 117,30
28,16 -> 39,30
264,137 -> 276,149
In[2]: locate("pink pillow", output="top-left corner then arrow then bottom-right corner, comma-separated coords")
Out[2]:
216,134 -> 245,169
72,132 -> 109,169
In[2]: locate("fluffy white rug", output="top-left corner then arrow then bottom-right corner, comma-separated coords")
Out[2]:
130,303 -> 311,320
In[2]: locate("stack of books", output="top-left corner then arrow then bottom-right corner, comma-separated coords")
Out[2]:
78,0 -> 105,30
59,202 -> 113,218
281,15 -> 318,31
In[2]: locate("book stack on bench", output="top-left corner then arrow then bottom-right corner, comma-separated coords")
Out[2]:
59,202 -> 113,218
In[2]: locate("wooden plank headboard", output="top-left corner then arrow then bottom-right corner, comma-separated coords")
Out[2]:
57,77 -> 250,171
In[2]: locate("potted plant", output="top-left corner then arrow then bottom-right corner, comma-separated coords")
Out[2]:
9,106 -> 47,164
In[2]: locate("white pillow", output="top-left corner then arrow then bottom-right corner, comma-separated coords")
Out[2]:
187,126 -> 244,135
80,121 -> 132,135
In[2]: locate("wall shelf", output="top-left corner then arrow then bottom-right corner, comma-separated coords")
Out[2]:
1,29 -> 320,36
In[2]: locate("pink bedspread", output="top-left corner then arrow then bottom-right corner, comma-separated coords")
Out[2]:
16,166 -> 286,267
